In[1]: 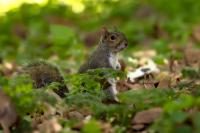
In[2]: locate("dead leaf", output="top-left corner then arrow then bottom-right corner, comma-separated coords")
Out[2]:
31,102 -> 63,130
117,80 -> 130,92
133,50 -> 156,59
132,107 -> 162,124
101,122 -> 114,133
127,59 -> 159,83
36,118 -> 62,133
184,47 -> 200,67
132,124 -> 145,131
118,59 -> 126,72
68,111 -> 84,120
0,89 -> 19,133
192,25 -> 200,42
156,79 -> 171,88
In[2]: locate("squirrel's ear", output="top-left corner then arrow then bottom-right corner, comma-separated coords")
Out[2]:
101,27 -> 109,38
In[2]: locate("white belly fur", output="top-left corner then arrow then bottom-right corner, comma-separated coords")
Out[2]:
107,53 -> 120,99
109,53 -> 121,70
107,78 -> 118,95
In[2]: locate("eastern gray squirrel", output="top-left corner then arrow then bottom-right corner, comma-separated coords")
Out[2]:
23,28 -> 128,101
79,28 -> 128,102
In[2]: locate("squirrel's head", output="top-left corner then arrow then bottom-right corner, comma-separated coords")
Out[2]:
100,28 -> 128,53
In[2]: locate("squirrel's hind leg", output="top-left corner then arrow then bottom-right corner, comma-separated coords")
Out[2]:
103,78 -> 119,103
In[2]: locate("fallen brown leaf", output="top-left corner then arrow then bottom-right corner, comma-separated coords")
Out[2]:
192,24 -> 200,42
183,46 -> 200,67
132,107 -> 162,124
68,111 -> 84,120
0,89 -> 18,133
132,124 -> 145,131
36,118 -> 62,133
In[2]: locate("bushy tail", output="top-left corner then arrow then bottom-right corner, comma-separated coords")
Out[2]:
23,61 -> 69,98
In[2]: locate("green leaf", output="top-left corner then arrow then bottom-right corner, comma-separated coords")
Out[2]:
170,111 -> 188,123
182,67 -> 200,79
153,55 -> 165,65
193,112 -> 200,133
50,24 -> 75,43
82,120 -> 101,133
174,125 -> 192,133
164,95 -> 194,112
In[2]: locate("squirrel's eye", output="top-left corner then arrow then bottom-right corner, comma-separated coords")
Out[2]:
110,35 -> 116,40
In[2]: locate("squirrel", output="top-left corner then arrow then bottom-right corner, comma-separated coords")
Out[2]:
78,28 -> 128,102
22,28 -> 128,102
22,61 -> 69,98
